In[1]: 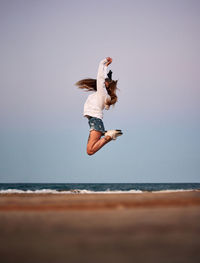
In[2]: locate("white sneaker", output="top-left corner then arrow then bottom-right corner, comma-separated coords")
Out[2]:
104,130 -> 123,140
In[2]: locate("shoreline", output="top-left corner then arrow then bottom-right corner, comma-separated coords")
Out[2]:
1,189 -> 199,194
0,191 -> 200,211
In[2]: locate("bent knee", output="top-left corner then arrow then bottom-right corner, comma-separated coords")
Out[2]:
87,149 -> 94,156
87,146 -> 95,156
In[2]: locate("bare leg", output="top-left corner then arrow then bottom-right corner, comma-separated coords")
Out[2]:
87,130 -> 112,155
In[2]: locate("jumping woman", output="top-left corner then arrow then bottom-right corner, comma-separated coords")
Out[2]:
76,57 -> 123,155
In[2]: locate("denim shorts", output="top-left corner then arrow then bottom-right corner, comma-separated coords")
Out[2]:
88,117 -> 105,134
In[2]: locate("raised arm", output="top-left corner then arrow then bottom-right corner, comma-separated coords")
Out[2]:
96,57 -> 112,94
96,58 -> 107,93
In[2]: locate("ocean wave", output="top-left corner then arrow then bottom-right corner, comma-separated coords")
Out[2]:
0,188 -> 198,194
0,188 -> 143,194
70,189 -> 143,194
0,189 -> 67,194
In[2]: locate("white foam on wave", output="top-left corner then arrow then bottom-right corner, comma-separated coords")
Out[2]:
0,189 -> 70,194
0,189 -> 143,194
71,189 -> 143,194
0,189 -> 197,194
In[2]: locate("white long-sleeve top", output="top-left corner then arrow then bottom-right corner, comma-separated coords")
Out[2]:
83,58 -> 111,120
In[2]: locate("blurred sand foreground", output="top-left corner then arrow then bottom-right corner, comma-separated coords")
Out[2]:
0,191 -> 200,263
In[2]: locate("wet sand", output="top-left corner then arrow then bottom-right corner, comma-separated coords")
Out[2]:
0,191 -> 200,263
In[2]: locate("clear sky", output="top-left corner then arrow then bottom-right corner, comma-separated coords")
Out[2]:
0,0 -> 200,183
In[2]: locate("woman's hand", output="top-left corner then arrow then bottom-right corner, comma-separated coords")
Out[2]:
105,57 -> 112,66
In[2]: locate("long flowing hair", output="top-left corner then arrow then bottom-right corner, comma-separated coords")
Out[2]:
75,78 -> 118,107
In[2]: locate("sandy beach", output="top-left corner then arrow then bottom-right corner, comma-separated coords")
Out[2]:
0,191 -> 200,263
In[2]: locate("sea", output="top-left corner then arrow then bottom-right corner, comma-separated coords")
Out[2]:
0,183 -> 199,194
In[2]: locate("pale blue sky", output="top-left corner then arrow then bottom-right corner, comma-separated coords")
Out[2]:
0,0 -> 200,183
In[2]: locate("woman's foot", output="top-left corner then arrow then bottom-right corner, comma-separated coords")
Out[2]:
104,130 -> 123,140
